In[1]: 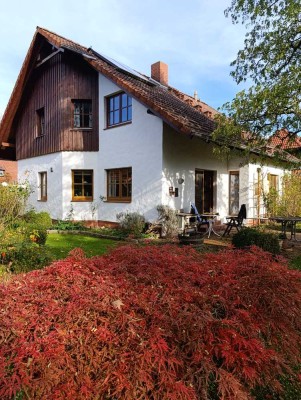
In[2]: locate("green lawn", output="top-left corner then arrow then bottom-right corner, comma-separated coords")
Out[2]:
46,233 -> 119,259
290,255 -> 301,271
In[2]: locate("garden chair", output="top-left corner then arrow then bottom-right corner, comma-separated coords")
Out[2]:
190,203 -> 210,233
222,204 -> 247,236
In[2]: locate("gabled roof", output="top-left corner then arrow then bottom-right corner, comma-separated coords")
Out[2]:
0,27 -> 216,146
1,27 -> 300,166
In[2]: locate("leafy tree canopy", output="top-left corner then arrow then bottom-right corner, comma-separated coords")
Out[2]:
214,0 -> 301,158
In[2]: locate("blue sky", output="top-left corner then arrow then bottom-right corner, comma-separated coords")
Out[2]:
0,0 -> 247,118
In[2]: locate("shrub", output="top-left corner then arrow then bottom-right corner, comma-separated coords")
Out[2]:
13,211 -> 52,245
0,245 -> 300,399
263,173 -> 301,217
156,204 -> 178,238
116,211 -> 145,237
23,210 -> 52,228
1,241 -> 52,273
0,227 -> 52,273
51,220 -> 87,231
232,227 -> 280,254
0,182 -> 30,227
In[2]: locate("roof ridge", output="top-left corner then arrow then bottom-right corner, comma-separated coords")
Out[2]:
36,26 -> 89,51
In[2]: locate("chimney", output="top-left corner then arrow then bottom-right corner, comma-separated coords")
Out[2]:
151,61 -> 168,86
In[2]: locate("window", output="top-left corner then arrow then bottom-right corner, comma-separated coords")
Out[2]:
36,107 -> 45,137
268,174 -> 279,191
72,170 -> 93,201
107,167 -> 132,202
107,92 -> 132,127
73,100 -> 92,128
38,172 -> 47,201
229,171 -> 240,215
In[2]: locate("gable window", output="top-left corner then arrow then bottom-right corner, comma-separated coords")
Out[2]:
107,167 -> 132,202
38,172 -> 47,201
36,107 -> 45,137
107,92 -> 132,127
73,100 -> 92,129
72,170 -> 93,201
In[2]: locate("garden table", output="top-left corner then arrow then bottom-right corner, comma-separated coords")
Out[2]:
200,213 -> 220,239
270,216 -> 301,241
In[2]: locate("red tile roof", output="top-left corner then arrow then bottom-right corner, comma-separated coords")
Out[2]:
269,130 -> 301,150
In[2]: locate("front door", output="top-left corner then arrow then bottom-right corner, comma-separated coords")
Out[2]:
195,170 -> 216,213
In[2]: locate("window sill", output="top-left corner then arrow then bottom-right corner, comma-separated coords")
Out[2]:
105,199 -> 131,203
38,199 -> 47,202
72,198 -> 94,202
35,135 -> 45,139
104,121 -> 132,130
70,128 -> 93,131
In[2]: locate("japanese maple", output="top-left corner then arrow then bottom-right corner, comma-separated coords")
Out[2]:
0,245 -> 300,399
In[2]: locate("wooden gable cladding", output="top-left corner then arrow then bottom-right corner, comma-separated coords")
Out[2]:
13,49 -> 99,160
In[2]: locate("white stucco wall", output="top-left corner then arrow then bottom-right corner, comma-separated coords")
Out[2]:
18,152 -> 101,220
61,152 -> 99,220
162,127 -> 289,221
97,75 -> 163,222
162,126 -> 230,221
18,153 -> 64,220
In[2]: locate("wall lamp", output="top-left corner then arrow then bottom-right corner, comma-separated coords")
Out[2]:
177,178 -> 184,184
169,186 -> 179,197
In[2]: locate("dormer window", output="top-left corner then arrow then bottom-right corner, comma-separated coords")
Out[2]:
107,92 -> 132,127
73,100 -> 92,129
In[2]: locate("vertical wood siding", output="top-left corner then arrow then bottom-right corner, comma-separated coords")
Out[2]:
14,51 -> 99,160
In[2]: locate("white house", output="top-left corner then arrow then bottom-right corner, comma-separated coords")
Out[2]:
0,27 -> 295,225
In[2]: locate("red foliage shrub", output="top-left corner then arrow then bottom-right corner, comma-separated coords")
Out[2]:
0,245 -> 301,399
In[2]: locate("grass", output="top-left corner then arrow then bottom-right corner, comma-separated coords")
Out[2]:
289,255 -> 301,271
46,233 -> 119,259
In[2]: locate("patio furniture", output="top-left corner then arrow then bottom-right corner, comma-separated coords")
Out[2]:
199,212 -> 221,238
190,203 -> 210,232
177,212 -> 197,236
177,204 -> 210,237
269,216 -> 301,241
222,204 -> 247,236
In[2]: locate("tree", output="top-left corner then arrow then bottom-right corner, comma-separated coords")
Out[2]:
214,0 -> 301,154
1,245 -> 301,399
